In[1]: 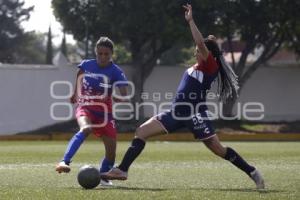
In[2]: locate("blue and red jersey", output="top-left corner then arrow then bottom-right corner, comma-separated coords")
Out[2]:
173,53 -> 219,115
77,59 -> 128,113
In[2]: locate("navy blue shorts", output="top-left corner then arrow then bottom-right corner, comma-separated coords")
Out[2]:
155,110 -> 215,140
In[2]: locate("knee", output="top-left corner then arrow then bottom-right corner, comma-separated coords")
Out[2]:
80,126 -> 93,136
135,126 -> 147,141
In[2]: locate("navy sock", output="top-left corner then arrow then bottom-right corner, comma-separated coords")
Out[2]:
224,147 -> 255,176
100,157 -> 114,173
63,131 -> 86,164
118,138 -> 145,172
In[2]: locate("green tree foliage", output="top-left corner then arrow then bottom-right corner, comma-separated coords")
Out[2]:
215,0 -> 300,84
0,0 -> 33,63
14,31 -> 47,64
113,44 -> 131,64
210,0 -> 300,115
159,44 -> 195,66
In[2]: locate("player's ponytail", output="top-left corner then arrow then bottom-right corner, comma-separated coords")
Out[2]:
217,55 -> 239,102
204,38 -> 239,103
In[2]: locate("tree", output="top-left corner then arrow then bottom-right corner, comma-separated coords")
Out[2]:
0,0 -> 33,63
60,31 -> 67,57
14,31 -> 48,64
46,26 -> 53,64
210,0 -> 300,116
113,44 -> 132,64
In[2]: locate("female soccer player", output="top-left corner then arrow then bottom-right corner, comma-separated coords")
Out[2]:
56,36 -> 128,186
101,4 -> 265,189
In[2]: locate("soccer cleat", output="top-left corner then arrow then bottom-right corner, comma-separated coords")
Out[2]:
55,161 -> 71,173
100,179 -> 113,186
250,169 -> 265,189
100,167 -> 128,180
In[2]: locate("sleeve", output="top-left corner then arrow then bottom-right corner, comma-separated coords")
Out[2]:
77,60 -> 86,71
194,53 -> 219,75
113,67 -> 128,87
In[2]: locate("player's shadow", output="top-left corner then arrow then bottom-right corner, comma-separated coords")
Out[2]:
67,186 -> 166,192
99,186 -> 285,194
98,186 -> 167,191
206,188 -> 285,194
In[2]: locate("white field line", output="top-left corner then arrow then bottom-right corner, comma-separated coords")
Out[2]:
0,161 -> 224,170
0,163 -> 89,170
0,161 -> 298,170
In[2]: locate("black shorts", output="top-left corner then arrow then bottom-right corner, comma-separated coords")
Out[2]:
155,110 -> 215,140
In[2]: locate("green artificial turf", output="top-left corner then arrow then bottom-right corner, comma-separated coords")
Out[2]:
0,141 -> 299,200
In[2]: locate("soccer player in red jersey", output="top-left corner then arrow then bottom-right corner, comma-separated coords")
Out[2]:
56,37 -> 128,186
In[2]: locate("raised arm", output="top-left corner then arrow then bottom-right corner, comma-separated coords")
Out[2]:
183,4 -> 209,60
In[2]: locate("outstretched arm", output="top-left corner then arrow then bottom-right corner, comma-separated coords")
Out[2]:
183,4 -> 209,60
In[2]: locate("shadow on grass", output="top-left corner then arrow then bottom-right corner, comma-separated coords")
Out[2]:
210,188 -> 284,194
65,186 -> 166,192
96,186 -> 166,192
95,186 -> 285,194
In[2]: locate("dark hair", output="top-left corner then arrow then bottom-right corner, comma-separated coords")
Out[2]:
95,37 -> 114,52
204,38 -> 239,102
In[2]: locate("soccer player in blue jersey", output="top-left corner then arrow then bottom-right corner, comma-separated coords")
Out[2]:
101,4 -> 265,189
56,36 -> 128,186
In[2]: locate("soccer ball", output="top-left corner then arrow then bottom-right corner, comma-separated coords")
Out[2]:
77,165 -> 101,189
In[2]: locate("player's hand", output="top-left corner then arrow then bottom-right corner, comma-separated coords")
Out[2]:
113,97 -> 121,102
183,4 -> 193,22
70,94 -> 77,104
113,96 -> 128,102
207,35 -> 217,42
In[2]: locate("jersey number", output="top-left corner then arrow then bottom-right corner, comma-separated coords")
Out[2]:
192,113 -> 203,125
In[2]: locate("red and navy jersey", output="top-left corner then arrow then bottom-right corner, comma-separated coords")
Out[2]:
173,53 -> 219,115
77,59 -> 128,113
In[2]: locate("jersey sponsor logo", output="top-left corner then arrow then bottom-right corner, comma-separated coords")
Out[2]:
111,120 -> 116,128
99,83 -> 112,88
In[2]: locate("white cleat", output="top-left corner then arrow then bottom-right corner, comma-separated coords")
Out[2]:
55,161 -> 71,173
250,169 -> 265,189
100,179 -> 113,186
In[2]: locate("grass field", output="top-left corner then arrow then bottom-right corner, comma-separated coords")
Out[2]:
0,141 -> 299,200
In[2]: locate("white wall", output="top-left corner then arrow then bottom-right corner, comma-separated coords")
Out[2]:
238,66 -> 300,121
0,63 -> 299,135
0,64 -> 77,135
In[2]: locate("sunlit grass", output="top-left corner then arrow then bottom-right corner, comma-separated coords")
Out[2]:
0,141 -> 299,200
